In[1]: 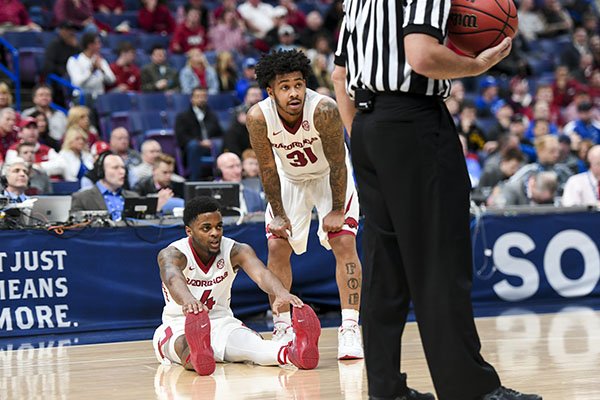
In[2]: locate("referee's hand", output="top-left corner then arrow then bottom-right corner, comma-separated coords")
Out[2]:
475,37 -> 512,71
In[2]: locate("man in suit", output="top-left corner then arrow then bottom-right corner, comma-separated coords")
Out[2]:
140,45 -> 180,93
216,152 -> 264,213
489,170 -> 558,207
71,153 -> 138,220
133,153 -> 184,213
175,87 -> 223,180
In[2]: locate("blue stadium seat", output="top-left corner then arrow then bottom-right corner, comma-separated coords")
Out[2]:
111,11 -> 139,29
170,94 -> 191,112
130,111 -> 167,136
124,0 -> 139,10
216,109 -> 234,131
3,31 -> 43,48
40,31 -> 57,47
168,53 -> 187,70
105,33 -> 139,51
207,92 -> 239,111
139,34 -> 171,53
204,50 -> 217,66
137,93 -> 169,112
477,117 -> 497,135
143,129 -> 186,176
51,181 -> 81,195
95,93 -> 136,116
18,47 -> 45,83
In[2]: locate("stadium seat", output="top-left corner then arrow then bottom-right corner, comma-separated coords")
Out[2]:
51,181 -> 81,195
168,53 -> 187,70
143,129 -> 186,176
216,109 -> 234,131
207,92 -> 239,111
139,34 -> 171,53
130,111 -> 167,136
137,93 -> 169,112
105,33 -> 139,50
171,94 -> 191,112
3,31 -> 43,48
18,47 -> 45,84
95,93 -> 136,116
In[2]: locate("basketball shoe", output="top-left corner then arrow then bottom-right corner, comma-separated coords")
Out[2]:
369,388 -> 435,400
481,386 -> 542,400
184,311 -> 215,376
337,324 -> 364,360
285,305 -> 321,369
272,323 -> 294,344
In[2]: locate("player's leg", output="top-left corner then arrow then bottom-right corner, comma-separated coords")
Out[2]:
266,237 -> 295,341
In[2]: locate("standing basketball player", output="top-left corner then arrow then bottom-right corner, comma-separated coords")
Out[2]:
246,50 -> 364,360
153,196 -> 321,375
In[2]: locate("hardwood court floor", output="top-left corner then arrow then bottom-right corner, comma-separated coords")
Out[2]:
2,308 -> 600,400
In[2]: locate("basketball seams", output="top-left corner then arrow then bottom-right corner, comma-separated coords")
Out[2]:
450,4 -> 517,28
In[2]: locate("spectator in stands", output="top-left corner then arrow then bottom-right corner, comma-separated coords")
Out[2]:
109,127 -> 141,175
564,101 -> 600,144
572,53 -> 595,84
524,100 -> 560,140
176,0 -> 210,31
17,142 -> 52,195
42,21 -> 80,104
66,106 -> 99,146
299,11 -> 327,50
311,54 -> 334,93
109,42 -> 141,93
175,87 -> 222,180
71,153 -> 138,220
179,48 -> 219,95
209,9 -> 247,54
238,0 -> 276,40
532,119 -> 552,140
487,101 -> 515,142
458,134 -> 481,188
490,170 -> 559,207
510,135 -> 574,194
215,51 -> 238,92
67,33 -> 116,100
510,114 -> 537,161
563,89 -> 597,124
0,0 -> 41,32
170,6 -> 210,54
279,0 -> 306,32
216,152 -> 264,213
0,108 -> 18,158
40,127 -> 94,182
1,157 -> 29,203
22,85 -> 68,143
141,45 -> 180,93
552,65 -> 583,108
0,83 -> 13,109
456,101 -> 487,153
484,133 -> 524,169
138,0 -> 175,34
479,147 -> 525,190
265,6 -> 290,49
489,32 -> 533,77
213,0 -> 239,21
508,77 -> 533,115
130,139 -> 161,184
273,24 -> 299,53
241,148 -> 263,195
538,0 -> 573,38
5,117 -> 57,164
557,134 -> 581,174
517,0 -> 545,42
583,13 -> 599,36
526,84 -> 564,127
235,58 -> 259,102
560,27 -> 590,72
475,76 -> 502,118
93,0 -> 123,14
30,111 -> 60,152
53,0 -> 98,33
223,85 -> 264,158
133,153 -> 184,213
562,145 -> 600,206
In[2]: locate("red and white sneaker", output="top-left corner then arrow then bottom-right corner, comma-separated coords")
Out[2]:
337,324 -> 364,360
184,311 -> 215,376
286,305 -> 321,369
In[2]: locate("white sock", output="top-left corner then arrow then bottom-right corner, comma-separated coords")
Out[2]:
273,311 -> 291,328
341,309 -> 359,328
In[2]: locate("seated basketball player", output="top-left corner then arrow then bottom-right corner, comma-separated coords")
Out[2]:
153,196 -> 321,376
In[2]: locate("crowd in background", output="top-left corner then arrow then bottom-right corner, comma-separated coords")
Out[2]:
1,0 -> 600,218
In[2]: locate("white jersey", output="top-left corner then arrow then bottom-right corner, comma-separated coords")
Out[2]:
258,88 -> 336,182
161,236 -> 237,322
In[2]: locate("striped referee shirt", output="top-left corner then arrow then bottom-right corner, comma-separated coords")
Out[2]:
335,0 -> 452,99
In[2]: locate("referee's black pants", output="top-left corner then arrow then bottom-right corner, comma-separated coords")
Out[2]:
351,93 -> 501,400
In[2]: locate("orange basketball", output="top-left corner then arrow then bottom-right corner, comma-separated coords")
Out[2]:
447,0 -> 518,57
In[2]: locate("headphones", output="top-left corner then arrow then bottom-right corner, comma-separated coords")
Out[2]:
95,151 -> 112,181
0,159 -> 30,190
0,167 -> 7,189
213,166 -> 222,179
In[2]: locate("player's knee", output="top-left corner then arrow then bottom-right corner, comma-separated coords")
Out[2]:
330,234 -> 359,257
267,239 -> 293,260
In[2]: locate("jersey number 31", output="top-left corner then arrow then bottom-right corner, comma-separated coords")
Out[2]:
287,147 -> 318,167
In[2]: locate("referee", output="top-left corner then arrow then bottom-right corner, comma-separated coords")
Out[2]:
333,1 -> 541,400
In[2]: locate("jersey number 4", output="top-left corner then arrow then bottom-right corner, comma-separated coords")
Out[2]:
199,290 -> 216,310
287,147 -> 318,167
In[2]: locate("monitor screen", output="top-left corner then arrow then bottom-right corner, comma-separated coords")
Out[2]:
184,182 -> 240,215
123,196 -> 158,219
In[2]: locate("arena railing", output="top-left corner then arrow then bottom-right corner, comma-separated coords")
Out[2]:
46,73 -> 85,111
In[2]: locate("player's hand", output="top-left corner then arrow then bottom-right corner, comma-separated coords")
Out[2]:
475,37 -> 512,72
182,298 -> 209,315
268,216 -> 292,238
272,292 -> 303,316
322,210 -> 345,233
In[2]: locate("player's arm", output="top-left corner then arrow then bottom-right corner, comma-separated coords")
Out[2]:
404,34 -> 512,80
315,97 -> 347,214
230,242 -> 303,312
157,246 -> 207,314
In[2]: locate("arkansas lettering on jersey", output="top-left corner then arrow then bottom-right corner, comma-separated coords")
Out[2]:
160,236 -> 238,322
258,88 -> 335,182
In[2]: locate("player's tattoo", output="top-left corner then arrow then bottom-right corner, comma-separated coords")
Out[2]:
345,262 -> 356,275
315,99 -> 347,212
158,246 -> 187,272
347,278 -> 359,290
247,106 -> 287,217
348,293 -> 359,305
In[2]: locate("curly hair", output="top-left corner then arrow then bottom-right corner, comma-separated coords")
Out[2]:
183,196 -> 222,226
255,50 -> 312,89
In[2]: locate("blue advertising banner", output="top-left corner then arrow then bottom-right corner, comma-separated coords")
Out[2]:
471,212 -> 600,305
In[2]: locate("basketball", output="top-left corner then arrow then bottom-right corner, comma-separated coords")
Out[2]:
447,0 -> 518,57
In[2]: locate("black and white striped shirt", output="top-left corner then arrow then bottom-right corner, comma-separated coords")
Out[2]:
335,0 -> 452,99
